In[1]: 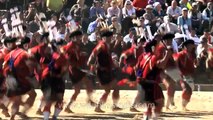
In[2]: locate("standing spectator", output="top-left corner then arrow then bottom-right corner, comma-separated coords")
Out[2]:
107,1 -> 121,20
177,8 -> 192,35
166,0 -> 182,24
70,0 -> 90,33
25,3 -> 38,23
89,0 -> 105,22
34,0 -> 46,13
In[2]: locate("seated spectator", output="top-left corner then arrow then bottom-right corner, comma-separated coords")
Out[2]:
197,36 -> 212,59
202,2 -> 213,21
166,0 -> 182,24
153,2 -> 165,19
200,29 -> 213,45
158,15 -> 179,34
89,0 -> 105,22
109,16 -> 122,34
177,8 -> 192,35
189,28 -> 200,45
103,0 -> 112,13
121,0 -> 135,35
107,0 -> 121,20
143,5 -> 156,24
202,2 -> 213,30
123,27 -> 137,49
179,0 -> 192,9
143,5 -> 158,34
122,0 -> 136,19
188,2 -> 202,34
87,17 -> 103,34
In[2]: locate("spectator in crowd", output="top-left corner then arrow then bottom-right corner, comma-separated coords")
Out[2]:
179,0 -> 192,9
87,17 -> 103,34
177,8 -> 192,35
107,0 -> 121,20
103,0 -> 112,13
202,2 -> 213,30
153,2 -> 165,19
143,5 -> 158,34
109,16 -> 122,34
166,0 -> 182,24
123,27 -> 137,49
197,36 -> 212,59
189,28 -> 200,45
25,3 -> 38,23
34,0 -> 46,13
122,0 -> 136,19
200,29 -> 213,44
158,15 -> 179,34
188,2 -> 202,34
202,2 -> 213,21
89,0 -> 105,22
121,0 -> 135,35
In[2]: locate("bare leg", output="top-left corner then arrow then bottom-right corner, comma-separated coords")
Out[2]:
95,85 -> 110,113
84,78 -> 97,106
180,80 -> 192,111
65,82 -> 81,113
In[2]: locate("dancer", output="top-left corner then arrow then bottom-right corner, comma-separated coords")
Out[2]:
174,40 -> 196,111
41,40 -> 68,120
87,29 -> 122,112
154,33 -> 181,110
64,30 -> 96,113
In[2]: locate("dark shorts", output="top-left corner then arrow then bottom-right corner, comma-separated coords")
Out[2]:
6,86 -> 31,98
69,67 -> 86,84
5,77 -> 31,97
139,81 -> 164,105
41,76 -> 65,101
97,69 -> 113,85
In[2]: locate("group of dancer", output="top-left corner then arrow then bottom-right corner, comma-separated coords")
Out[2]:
0,27 -> 209,120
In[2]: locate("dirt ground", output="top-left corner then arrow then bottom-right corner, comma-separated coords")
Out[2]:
0,90 -> 213,120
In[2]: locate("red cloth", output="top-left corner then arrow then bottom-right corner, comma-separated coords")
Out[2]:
4,48 -> 31,87
92,41 -> 113,70
132,0 -> 148,9
155,44 -> 176,68
42,52 -> 67,79
63,42 -> 84,67
176,50 -> 195,76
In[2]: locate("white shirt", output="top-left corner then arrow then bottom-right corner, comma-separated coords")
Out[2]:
166,6 -> 182,16
189,34 -> 200,45
122,7 -> 136,18
123,34 -> 133,43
